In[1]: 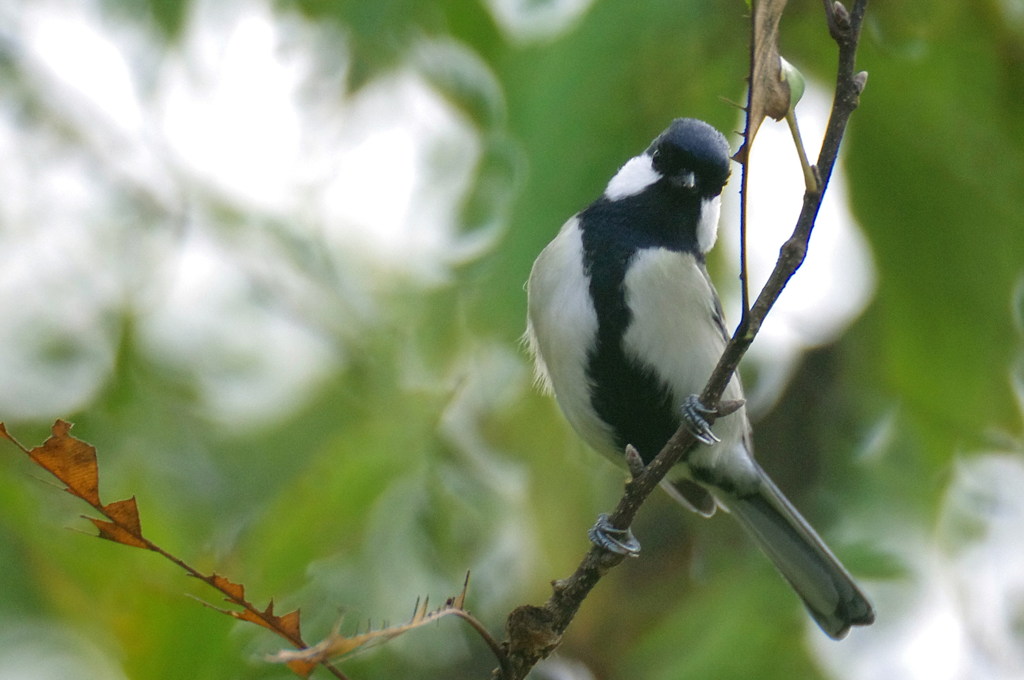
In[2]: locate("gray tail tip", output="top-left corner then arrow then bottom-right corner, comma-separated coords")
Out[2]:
816,597 -> 875,640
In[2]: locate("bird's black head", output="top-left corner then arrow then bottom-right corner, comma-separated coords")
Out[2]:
646,118 -> 731,197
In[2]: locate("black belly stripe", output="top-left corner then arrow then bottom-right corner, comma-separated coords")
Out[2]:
577,188 -> 704,465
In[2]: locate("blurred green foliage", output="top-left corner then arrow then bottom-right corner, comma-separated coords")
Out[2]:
2,1 -> 1023,679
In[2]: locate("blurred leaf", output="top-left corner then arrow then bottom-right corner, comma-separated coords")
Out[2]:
624,557 -> 825,680
846,2 -> 1024,449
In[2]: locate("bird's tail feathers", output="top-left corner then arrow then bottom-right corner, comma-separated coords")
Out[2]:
719,465 -> 875,639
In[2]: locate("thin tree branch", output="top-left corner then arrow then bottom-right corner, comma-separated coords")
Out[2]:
738,132 -> 753,328
495,2 -> 869,678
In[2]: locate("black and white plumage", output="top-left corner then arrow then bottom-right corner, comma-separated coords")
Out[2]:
525,118 -> 874,639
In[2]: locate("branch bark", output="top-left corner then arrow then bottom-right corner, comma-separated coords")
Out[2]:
494,1 -> 870,677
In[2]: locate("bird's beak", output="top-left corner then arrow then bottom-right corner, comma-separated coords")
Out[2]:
673,171 -> 696,190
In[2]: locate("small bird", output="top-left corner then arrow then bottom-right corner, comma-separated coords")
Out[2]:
525,117 -> 874,639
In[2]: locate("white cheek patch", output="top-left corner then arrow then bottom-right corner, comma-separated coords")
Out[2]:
604,154 -> 660,200
696,195 -> 721,253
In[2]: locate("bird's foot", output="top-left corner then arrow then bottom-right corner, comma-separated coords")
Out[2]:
588,514 -> 641,557
681,394 -> 720,445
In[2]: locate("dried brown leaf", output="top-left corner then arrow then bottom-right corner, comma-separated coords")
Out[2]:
234,601 -> 303,640
3,422 -> 331,677
283,657 -> 319,679
29,420 -> 102,505
89,516 -> 149,549
273,608 -> 304,641
736,0 -> 789,162
200,575 -> 304,644
7,421 -> 152,548
210,573 -> 247,602
103,497 -> 144,536
89,497 -> 147,550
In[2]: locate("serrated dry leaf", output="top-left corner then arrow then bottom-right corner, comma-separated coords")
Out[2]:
198,575 -> 304,643
3,420 -> 152,549
210,573 -> 247,602
90,516 -> 149,549
234,601 -> 303,640
3,421 -> 333,677
30,420 -> 102,505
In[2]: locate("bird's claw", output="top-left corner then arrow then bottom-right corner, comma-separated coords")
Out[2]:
588,513 -> 641,557
682,395 -> 720,445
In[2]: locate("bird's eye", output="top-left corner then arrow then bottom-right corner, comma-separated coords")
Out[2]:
652,145 -> 686,177
651,147 -> 671,174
